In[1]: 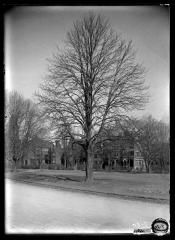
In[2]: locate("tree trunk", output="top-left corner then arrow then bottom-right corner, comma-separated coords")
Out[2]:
145,156 -> 151,173
146,166 -> 149,173
108,157 -> 111,171
14,162 -> 17,171
148,164 -> 151,173
146,160 -> 152,173
145,161 -> 150,173
85,147 -> 94,183
74,161 -> 77,170
160,158 -> 165,173
64,157 -> 67,169
39,159 -> 42,170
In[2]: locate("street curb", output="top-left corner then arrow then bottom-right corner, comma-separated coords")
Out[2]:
6,177 -> 169,205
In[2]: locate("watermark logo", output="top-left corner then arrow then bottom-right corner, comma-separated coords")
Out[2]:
133,218 -> 169,235
151,218 -> 169,235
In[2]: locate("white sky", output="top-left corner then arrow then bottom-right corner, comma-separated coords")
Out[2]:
5,6 -> 169,123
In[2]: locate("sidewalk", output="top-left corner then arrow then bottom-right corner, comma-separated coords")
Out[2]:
5,169 -> 170,204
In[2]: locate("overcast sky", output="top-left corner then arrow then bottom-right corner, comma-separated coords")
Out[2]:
5,6 -> 169,123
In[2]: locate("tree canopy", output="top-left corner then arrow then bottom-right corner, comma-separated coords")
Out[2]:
37,13 -> 149,181
6,91 -> 48,167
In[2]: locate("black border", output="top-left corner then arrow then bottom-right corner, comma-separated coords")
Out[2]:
1,2 -> 172,239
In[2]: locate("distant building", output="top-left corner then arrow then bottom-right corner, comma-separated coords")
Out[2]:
133,144 -> 146,171
21,134 -> 146,172
93,136 -> 146,171
23,137 -> 55,168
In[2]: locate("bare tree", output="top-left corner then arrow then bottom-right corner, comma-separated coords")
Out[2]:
153,120 -> 169,172
120,115 -> 169,173
6,91 -> 47,169
6,91 -> 26,169
37,13 -> 148,182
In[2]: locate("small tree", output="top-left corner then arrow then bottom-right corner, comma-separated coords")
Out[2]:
153,121 -> 169,172
6,91 -> 26,169
120,115 -> 169,173
37,13 -> 148,182
6,91 -> 48,169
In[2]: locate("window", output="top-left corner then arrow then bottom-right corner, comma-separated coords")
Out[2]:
42,150 -> 48,158
94,154 -> 97,158
25,160 -> 28,166
136,151 -> 139,157
130,151 -> 134,156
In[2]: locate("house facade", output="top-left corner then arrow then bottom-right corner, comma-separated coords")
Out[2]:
133,144 -> 146,171
21,134 -> 145,171
93,136 -> 146,171
23,138 -> 55,168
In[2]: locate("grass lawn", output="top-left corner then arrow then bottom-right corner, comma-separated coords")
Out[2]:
6,169 -> 170,202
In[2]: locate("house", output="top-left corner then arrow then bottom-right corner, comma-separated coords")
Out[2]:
133,144 -> 146,171
22,133 -> 146,172
23,137 -> 55,168
93,135 -> 146,171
